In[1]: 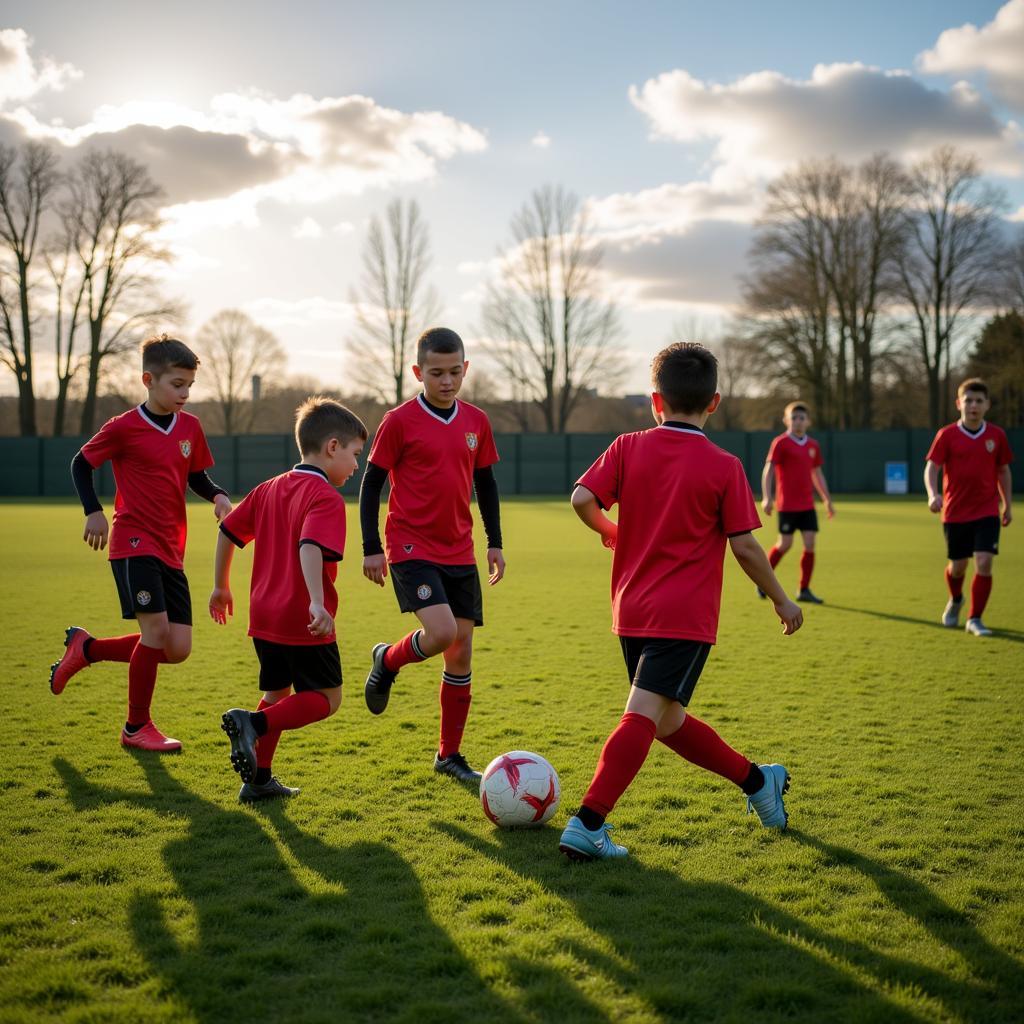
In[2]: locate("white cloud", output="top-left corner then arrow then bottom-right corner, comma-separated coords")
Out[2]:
918,0 -> 1024,111
332,220 -> 355,234
293,216 -> 324,239
630,62 -> 1024,179
243,296 -> 356,329
0,28 -> 80,104
531,130 -> 551,148
587,181 -> 760,236
1008,204 -> 1024,222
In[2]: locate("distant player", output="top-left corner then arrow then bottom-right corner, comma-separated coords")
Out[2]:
49,335 -> 231,751
925,378 -> 1013,637
558,343 -> 803,862
211,398 -> 367,802
360,327 -> 504,784
760,401 -> 834,604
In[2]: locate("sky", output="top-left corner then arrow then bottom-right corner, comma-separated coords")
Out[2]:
2,0 -> 1023,398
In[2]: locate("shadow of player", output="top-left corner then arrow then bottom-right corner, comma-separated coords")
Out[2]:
823,603 -> 1024,643
434,821 -> 1023,1023
53,755 -> 527,1024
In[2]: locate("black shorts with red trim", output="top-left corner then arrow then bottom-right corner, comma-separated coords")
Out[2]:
389,560 -> 483,626
111,556 -> 192,625
252,638 -> 342,693
778,509 -> 818,534
619,637 -> 712,707
943,516 -> 1000,560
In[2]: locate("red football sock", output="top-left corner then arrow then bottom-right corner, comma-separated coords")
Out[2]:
659,714 -> 750,785
254,697 -> 280,769
768,545 -> 784,569
969,574 -> 993,619
438,672 -> 472,758
87,634 -> 139,663
581,712 -> 657,818
384,630 -> 427,672
799,551 -> 815,590
260,690 -> 331,732
127,642 -> 168,725
945,567 -> 965,601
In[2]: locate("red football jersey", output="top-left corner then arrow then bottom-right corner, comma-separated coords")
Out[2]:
368,395 -> 499,565
926,421 -> 1013,523
221,466 -> 347,645
578,424 -> 761,644
767,433 -> 823,512
81,405 -> 214,570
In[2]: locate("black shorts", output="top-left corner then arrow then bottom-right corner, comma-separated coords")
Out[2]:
943,517 -> 1000,560
619,637 -> 712,707
779,509 -> 818,534
390,560 -> 483,626
252,638 -> 342,693
111,556 -> 192,625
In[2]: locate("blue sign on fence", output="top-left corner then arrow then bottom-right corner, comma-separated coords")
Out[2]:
885,461 -> 909,495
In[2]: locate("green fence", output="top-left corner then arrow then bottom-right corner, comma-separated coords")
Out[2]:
2,428 -> 1021,499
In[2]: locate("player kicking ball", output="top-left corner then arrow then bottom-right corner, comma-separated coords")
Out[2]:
925,378 -> 1013,637
760,401 -> 834,604
559,343 -> 802,862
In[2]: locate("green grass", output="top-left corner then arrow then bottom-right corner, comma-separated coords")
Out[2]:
2,496 -> 1023,1023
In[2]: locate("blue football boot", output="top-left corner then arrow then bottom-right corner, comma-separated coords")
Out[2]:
746,763 -> 791,829
559,816 -> 628,861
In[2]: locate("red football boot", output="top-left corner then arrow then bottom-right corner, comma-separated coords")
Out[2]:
120,721 -> 182,753
50,626 -> 93,695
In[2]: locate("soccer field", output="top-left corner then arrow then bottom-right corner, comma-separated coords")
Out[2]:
2,497 -> 1023,1023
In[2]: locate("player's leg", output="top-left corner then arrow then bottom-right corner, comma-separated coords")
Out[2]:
966,541 -> 996,637
759,528 -> 793,597
796,528 -> 823,603
434,617 -> 479,783
942,519 -> 970,627
119,609 -> 179,751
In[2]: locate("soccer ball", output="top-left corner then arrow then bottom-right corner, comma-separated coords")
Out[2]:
479,750 -> 561,828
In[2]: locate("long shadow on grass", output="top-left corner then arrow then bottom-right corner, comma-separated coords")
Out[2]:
53,756 -> 526,1024
436,821 -> 1022,1023
824,603 -> 1024,643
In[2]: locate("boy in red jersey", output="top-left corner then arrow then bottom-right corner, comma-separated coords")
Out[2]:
360,327 -> 504,784
925,378 -> 1013,637
49,336 -> 231,752
558,343 -> 803,862
211,397 -> 367,802
760,401 -> 834,604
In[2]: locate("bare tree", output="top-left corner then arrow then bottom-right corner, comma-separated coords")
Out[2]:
345,198 -> 439,404
895,146 -> 1009,428
1005,232 -> 1024,312
66,149 -> 179,434
481,185 -> 621,433
45,219 -> 89,436
197,309 -> 286,434
0,141 -> 60,436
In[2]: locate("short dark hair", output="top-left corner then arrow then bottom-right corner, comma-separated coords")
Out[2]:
416,326 -> 464,366
295,396 -> 368,456
142,334 -> 198,375
784,401 -> 809,418
651,342 -> 718,415
958,377 -> 988,399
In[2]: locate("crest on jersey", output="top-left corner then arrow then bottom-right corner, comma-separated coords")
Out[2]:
129,537 -> 141,549
416,584 -> 433,601
136,590 -> 152,607
985,439 -> 995,453
179,440 -> 192,458
465,432 -> 478,451
403,544 -> 414,554
809,446 -> 817,459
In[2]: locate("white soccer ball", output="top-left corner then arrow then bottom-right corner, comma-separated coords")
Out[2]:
479,750 -> 561,828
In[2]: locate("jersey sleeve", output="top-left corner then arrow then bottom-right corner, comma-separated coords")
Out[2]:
766,435 -> 782,464
811,441 -> 824,468
997,429 -> 1014,467
925,429 -> 948,465
577,437 -> 622,510
189,422 -> 215,473
80,416 -> 124,468
221,490 -> 257,547
721,459 -> 761,536
474,416 -> 499,469
367,411 -> 403,471
300,492 -> 347,561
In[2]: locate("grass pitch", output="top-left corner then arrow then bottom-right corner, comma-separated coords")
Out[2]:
2,496 -> 1023,1023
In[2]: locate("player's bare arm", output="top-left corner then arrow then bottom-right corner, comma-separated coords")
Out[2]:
213,493 -> 232,521
813,467 -> 835,518
209,531 -> 235,624
998,465 -> 1013,526
83,510 -> 109,551
299,543 -> 333,637
925,461 -> 943,513
570,484 -> 618,549
761,463 -> 774,515
729,533 -> 803,634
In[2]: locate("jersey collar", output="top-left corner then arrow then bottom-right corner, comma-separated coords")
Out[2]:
786,432 -> 809,445
417,393 -> 460,425
292,464 -> 329,480
956,420 -> 987,439
659,421 -> 704,434
136,403 -> 178,435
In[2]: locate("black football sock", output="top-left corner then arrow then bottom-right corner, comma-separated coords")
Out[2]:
250,711 -> 269,737
124,721 -> 145,734
254,767 -> 272,785
740,763 -> 765,795
576,805 -> 606,831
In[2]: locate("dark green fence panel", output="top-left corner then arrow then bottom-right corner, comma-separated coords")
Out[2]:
519,434 -> 569,494
0,437 -> 41,496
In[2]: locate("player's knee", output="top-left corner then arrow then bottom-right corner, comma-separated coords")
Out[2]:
164,638 -> 191,664
428,621 -> 459,651
140,620 -> 171,650
778,535 -> 794,551
322,688 -> 342,716
949,559 -> 969,577
975,554 -> 994,576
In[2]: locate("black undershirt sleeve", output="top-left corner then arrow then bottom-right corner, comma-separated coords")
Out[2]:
188,470 -> 229,503
473,465 -> 503,549
359,461 -> 389,557
71,451 -> 102,516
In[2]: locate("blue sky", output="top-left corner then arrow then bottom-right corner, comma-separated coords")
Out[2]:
2,1 -> 1021,395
